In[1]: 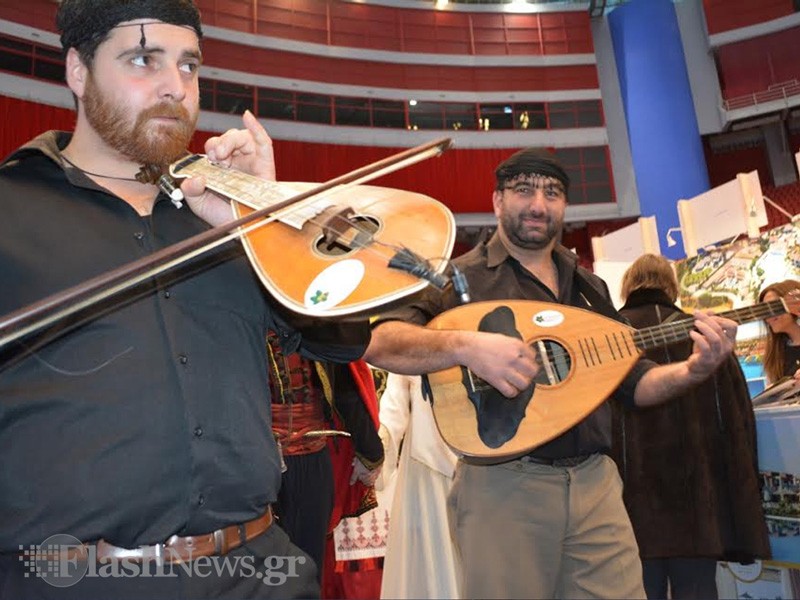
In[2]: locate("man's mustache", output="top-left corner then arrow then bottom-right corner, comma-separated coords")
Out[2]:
141,103 -> 191,121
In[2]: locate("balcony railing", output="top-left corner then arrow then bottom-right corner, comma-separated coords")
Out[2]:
723,79 -> 800,111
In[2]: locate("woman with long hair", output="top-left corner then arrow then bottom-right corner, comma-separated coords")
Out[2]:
758,279 -> 800,384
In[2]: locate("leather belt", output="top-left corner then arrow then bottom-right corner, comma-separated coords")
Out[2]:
94,507 -> 273,565
522,453 -> 595,468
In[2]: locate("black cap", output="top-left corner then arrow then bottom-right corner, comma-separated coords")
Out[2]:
57,0 -> 202,55
494,148 -> 570,194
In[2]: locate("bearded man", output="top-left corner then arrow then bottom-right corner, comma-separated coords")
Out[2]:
362,148 -> 740,599
0,1 -> 369,598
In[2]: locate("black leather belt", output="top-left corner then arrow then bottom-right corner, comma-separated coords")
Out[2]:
522,453 -> 595,468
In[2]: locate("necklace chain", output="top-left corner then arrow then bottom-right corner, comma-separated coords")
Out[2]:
60,154 -> 140,182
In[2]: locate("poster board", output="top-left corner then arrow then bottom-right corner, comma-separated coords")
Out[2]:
590,216 -> 660,262
591,217 -> 661,308
591,260 -> 634,309
676,170 -> 767,257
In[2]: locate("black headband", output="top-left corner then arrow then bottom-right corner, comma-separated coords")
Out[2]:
495,148 -> 570,193
57,0 -> 203,53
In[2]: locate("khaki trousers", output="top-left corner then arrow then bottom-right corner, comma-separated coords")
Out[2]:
447,453 -> 646,599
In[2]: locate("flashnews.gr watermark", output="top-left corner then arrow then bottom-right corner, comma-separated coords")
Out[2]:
19,534 -> 306,588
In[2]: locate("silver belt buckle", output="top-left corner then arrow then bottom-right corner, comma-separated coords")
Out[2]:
159,533 -> 183,565
152,541 -> 165,567
213,528 -> 225,555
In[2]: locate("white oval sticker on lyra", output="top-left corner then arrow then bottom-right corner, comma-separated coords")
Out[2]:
304,259 -> 365,310
532,310 -> 565,328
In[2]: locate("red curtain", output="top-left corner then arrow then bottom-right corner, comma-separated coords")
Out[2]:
2,95 -> 504,214
2,94 -> 650,275
0,96 -> 76,161
1,94 -> 557,217
192,131 -> 510,215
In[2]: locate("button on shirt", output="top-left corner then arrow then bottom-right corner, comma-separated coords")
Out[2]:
0,132 -> 369,551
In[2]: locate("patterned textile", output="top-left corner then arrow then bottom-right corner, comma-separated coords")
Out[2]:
267,330 -> 327,454
321,361 -> 383,599
332,490 -> 390,562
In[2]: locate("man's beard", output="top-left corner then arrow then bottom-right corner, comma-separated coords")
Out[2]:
83,74 -> 197,168
500,211 -> 560,250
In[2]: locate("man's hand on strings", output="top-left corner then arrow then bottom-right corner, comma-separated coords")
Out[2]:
181,110 -> 276,226
685,311 -> 737,383
462,332 -> 540,398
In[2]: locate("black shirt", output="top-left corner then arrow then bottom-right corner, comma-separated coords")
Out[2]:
0,132 -> 369,550
373,232 -> 654,460
782,342 -> 800,379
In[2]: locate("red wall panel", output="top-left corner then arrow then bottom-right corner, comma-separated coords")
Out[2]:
716,26 -> 800,100
1,95 -> 633,268
191,130 -> 513,215
1,1 -> 599,93
703,141 -> 771,187
196,0 -> 594,57
2,0 -> 595,58
201,38 -> 599,92
0,2 -> 57,32
703,0 -> 794,35
0,95 -> 510,216
790,130 -> 800,151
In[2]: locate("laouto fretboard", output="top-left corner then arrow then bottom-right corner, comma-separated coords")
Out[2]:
632,299 -> 785,351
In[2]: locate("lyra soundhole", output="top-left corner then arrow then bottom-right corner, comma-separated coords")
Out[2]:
314,212 -> 381,257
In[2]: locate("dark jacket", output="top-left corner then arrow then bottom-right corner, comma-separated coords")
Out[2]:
610,288 -> 770,561
0,132 -> 370,549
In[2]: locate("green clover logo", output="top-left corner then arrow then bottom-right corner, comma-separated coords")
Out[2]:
310,290 -> 329,304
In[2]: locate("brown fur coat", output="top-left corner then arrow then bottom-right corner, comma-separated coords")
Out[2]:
610,288 -> 770,561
